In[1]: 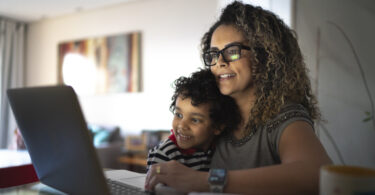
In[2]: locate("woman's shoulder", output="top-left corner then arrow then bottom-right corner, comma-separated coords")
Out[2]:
265,103 -> 313,132
280,103 -> 309,114
261,103 -> 315,161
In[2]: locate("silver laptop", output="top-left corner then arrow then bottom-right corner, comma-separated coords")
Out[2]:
7,85 -> 148,195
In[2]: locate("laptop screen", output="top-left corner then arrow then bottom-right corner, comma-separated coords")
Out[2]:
7,85 -> 110,194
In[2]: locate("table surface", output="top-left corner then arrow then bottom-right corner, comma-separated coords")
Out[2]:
0,182 -> 66,195
0,149 -> 31,168
0,181 -> 235,195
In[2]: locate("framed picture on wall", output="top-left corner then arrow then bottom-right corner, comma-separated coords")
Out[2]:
58,32 -> 142,95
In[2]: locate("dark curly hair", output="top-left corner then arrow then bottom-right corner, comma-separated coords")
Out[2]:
170,69 -> 241,133
201,1 -> 320,133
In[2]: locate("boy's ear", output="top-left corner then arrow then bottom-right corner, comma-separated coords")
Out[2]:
213,129 -> 222,135
213,125 -> 225,135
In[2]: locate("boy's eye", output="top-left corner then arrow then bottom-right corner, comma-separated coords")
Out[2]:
191,118 -> 201,124
175,112 -> 183,118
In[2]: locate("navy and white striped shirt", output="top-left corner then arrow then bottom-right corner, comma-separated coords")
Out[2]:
147,135 -> 213,172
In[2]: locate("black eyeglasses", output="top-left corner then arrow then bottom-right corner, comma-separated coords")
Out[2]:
203,43 -> 251,67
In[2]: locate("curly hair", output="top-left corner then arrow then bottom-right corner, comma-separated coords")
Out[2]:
201,1 -> 320,132
170,69 -> 241,133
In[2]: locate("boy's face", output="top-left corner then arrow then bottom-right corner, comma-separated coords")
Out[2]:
172,96 -> 221,151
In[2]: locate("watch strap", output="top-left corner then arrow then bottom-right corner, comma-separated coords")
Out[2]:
210,185 -> 225,193
208,169 -> 227,193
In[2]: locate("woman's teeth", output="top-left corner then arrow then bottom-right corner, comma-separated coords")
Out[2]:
219,73 -> 235,79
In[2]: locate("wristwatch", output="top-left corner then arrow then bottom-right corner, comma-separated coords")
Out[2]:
208,169 -> 227,193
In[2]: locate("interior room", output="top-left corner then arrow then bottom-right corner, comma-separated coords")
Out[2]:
0,0 -> 374,191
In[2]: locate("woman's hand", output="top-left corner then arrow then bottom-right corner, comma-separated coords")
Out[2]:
145,160 -> 209,193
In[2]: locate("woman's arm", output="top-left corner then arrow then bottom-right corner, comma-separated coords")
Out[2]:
145,121 -> 332,194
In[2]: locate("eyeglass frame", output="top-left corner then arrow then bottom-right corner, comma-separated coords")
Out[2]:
203,43 -> 251,67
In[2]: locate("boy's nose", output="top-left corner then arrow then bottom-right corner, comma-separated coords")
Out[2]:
177,120 -> 188,130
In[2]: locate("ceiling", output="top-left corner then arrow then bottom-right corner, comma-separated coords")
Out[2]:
0,0 -> 138,22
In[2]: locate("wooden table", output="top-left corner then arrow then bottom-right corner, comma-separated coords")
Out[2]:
117,152 -> 147,173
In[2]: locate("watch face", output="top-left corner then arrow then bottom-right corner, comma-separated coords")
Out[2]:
209,169 -> 227,184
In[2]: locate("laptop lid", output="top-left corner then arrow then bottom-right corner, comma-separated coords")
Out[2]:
7,85 -> 110,194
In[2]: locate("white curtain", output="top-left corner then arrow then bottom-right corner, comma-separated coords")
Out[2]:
0,17 -> 25,148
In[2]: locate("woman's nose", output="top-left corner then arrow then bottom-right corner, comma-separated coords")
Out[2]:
217,53 -> 228,68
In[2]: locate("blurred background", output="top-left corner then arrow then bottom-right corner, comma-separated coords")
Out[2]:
0,0 -> 374,171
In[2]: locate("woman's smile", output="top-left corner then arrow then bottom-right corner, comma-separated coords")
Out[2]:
218,73 -> 236,80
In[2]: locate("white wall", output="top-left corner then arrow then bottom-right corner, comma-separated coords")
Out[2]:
26,0 -> 218,134
219,0 -> 292,26
26,0 -> 375,168
296,0 -> 375,168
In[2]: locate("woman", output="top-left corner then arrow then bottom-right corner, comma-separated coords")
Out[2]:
145,1 -> 332,194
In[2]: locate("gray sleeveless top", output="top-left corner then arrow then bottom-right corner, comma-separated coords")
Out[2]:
210,104 -> 314,170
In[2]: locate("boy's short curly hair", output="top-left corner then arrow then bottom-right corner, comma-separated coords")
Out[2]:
170,69 -> 241,133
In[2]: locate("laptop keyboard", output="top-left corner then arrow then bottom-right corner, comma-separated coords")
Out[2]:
107,179 -> 150,195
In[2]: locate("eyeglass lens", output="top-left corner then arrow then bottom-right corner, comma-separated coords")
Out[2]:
204,45 -> 241,66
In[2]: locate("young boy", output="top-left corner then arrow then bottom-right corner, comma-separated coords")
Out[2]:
147,69 -> 241,172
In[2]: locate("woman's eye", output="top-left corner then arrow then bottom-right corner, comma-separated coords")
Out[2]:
230,53 -> 240,60
225,49 -> 240,60
210,52 -> 219,59
228,49 -> 239,54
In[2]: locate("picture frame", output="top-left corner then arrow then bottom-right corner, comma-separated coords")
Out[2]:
57,32 -> 142,94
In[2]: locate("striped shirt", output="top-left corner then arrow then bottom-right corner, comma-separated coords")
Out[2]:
147,134 -> 213,172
